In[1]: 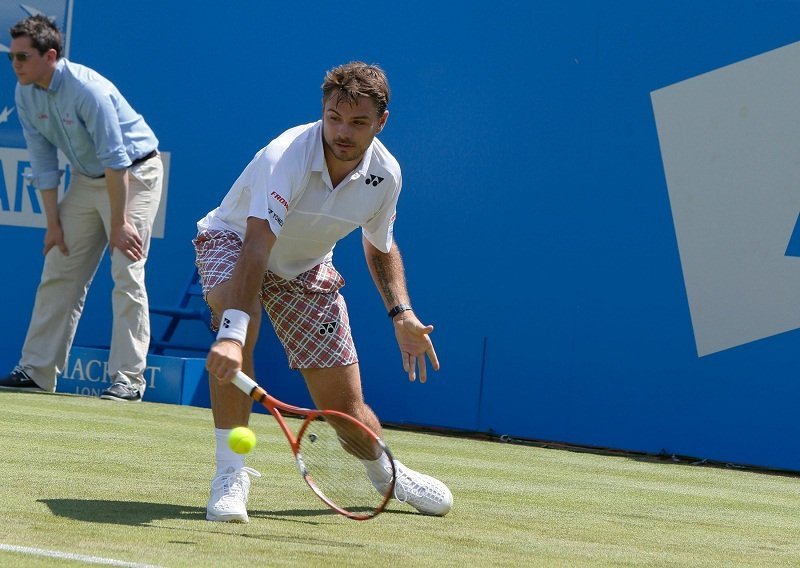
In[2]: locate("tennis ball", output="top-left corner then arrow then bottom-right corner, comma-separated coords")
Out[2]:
228,426 -> 257,454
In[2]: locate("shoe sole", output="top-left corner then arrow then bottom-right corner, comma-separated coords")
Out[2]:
206,512 -> 249,523
0,384 -> 44,391
99,394 -> 142,402
411,504 -> 452,516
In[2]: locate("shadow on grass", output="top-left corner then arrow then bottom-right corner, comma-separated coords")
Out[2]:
39,499 -> 210,525
38,498 -> 414,528
38,499 -> 384,547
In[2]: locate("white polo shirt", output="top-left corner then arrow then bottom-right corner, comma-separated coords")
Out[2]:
198,121 -> 401,280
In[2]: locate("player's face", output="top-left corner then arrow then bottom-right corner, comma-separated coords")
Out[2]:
322,96 -> 388,166
9,36 -> 56,88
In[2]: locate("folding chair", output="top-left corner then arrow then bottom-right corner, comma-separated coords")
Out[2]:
149,268 -> 214,355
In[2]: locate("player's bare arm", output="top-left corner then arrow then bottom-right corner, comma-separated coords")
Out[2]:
105,167 -> 143,261
206,217 -> 275,381
362,236 -> 440,382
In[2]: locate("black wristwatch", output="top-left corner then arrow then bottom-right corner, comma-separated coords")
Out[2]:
387,304 -> 413,319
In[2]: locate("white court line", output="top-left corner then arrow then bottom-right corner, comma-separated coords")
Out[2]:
0,543 -> 163,567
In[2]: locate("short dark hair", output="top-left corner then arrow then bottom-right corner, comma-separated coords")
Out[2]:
321,61 -> 390,116
10,15 -> 63,58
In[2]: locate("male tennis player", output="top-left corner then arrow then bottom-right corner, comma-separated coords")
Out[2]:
195,61 -> 452,522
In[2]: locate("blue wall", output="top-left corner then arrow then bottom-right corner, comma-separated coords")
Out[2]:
2,0 -> 799,471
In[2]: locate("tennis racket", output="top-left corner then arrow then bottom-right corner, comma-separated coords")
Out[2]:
232,371 -> 396,520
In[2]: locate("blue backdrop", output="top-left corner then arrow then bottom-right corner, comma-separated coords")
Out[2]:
1,0 -> 799,471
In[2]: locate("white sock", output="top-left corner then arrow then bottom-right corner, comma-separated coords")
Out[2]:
361,451 -> 393,483
215,428 -> 245,475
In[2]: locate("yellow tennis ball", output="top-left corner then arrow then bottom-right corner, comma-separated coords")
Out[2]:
228,427 -> 257,454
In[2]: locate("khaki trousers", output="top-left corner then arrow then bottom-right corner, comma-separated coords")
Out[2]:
19,156 -> 163,392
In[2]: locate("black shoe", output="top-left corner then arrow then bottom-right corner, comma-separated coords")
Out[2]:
0,367 -> 41,390
100,382 -> 142,402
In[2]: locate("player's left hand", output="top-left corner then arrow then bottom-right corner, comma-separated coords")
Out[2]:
392,312 -> 440,383
110,221 -> 144,261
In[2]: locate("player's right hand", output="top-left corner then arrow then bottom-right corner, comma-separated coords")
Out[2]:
206,339 -> 243,382
110,220 -> 144,261
43,224 -> 69,256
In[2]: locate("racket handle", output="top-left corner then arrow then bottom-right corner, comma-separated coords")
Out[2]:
232,371 -> 258,396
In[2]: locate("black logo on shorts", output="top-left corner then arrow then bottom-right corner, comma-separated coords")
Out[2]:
365,174 -> 384,187
319,321 -> 338,336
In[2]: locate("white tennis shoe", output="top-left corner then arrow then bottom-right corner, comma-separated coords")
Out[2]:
206,466 -> 261,523
371,460 -> 453,516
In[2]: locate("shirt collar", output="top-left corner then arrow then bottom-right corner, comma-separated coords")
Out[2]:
39,58 -> 66,92
311,122 -> 326,172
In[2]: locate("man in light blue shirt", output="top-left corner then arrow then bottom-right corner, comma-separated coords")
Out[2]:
0,15 -> 163,402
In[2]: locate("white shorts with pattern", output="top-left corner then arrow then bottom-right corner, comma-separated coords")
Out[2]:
193,229 -> 358,369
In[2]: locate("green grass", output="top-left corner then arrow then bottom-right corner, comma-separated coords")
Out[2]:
0,390 -> 799,567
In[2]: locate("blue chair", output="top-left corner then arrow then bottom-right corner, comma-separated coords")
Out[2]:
149,268 -> 213,355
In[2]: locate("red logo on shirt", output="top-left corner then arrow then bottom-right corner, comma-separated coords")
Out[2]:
270,191 -> 289,210
38,113 -> 48,120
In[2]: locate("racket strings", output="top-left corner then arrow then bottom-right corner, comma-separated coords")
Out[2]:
298,415 -> 391,518
336,431 -> 383,461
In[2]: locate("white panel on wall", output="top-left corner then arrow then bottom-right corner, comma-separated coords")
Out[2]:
652,41 -> 800,356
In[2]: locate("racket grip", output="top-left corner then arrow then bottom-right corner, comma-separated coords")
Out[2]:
232,371 -> 258,396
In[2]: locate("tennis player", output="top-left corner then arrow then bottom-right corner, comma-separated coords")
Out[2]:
195,61 -> 452,522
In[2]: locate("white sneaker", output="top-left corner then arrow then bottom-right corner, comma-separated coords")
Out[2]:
372,461 -> 453,516
206,466 -> 261,523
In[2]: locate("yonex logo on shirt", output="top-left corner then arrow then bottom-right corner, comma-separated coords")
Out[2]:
365,174 -> 384,187
268,207 -> 284,227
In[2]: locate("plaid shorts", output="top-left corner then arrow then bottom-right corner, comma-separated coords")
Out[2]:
193,229 -> 358,369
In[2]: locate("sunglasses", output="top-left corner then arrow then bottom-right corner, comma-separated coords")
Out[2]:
7,51 -> 34,63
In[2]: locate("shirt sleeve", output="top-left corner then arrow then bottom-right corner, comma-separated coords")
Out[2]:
16,88 -> 61,190
244,145 -> 297,238
77,82 -> 131,170
362,173 -> 401,253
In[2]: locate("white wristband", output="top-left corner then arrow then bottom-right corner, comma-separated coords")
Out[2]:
217,309 -> 250,346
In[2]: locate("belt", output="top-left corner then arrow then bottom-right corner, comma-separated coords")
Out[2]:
89,150 -> 158,178
131,149 -> 158,166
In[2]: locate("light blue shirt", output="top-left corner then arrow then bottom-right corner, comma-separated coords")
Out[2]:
15,58 -> 158,189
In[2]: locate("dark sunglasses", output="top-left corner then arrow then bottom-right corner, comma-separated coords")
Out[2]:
7,51 -> 33,63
